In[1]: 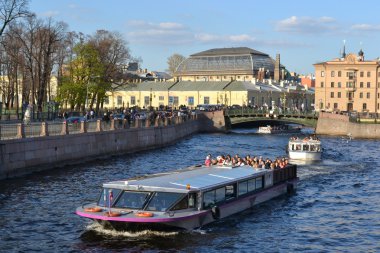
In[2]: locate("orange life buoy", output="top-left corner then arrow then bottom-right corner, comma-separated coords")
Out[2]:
105,211 -> 121,217
84,207 -> 103,212
135,212 -> 154,217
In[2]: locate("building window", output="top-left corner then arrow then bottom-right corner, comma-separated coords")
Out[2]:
360,82 -> 364,88
363,103 -> 367,110
104,96 -> 109,105
144,96 -> 150,106
330,92 -> 334,98
331,82 -> 334,88
117,96 -> 122,105
173,96 -> 179,106
367,82 -> 371,88
367,92 -> 370,99
204,96 -> 210,104
360,92 -> 363,98
188,96 -> 194,106
338,82 -> 341,88
367,71 -> 371,77
360,71 -> 364,77
159,96 -> 164,101
168,96 -> 174,105
338,92 -> 341,98
321,71 -> 325,77
334,103 -> 338,109
338,71 -> 341,77
378,82 -> 380,88
131,96 -> 136,105
321,82 -> 324,88
331,71 -> 335,77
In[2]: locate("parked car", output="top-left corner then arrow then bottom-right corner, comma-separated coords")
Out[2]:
112,113 -> 125,120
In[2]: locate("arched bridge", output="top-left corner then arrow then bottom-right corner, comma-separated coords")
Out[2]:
224,108 -> 318,128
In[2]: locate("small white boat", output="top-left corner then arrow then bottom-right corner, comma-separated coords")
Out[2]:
288,137 -> 322,161
258,125 -> 301,134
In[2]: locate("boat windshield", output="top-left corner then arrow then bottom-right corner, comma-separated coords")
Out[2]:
146,192 -> 185,212
114,191 -> 151,209
98,188 -> 122,207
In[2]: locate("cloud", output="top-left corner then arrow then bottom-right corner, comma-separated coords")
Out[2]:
40,10 -> 59,17
351,24 -> 380,31
275,16 -> 338,34
127,20 -> 193,45
195,33 -> 256,43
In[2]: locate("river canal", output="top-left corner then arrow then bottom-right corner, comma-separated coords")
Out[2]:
0,128 -> 379,252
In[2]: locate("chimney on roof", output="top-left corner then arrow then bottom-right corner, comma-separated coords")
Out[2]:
274,53 -> 281,82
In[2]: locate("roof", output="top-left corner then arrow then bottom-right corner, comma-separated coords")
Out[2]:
103,165 -> 267,193
170,81 -> 229,91
113,81 -> 175,92
191,47 -> 268,57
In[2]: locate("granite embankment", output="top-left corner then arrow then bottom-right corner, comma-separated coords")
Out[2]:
0,111 -> 227,179
316,112 -> 380,138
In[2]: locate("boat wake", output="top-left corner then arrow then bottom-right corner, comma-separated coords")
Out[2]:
85,223 -> 179,237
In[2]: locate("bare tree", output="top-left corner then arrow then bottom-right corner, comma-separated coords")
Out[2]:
0,0 -> 30,37
167,53 -> 186,75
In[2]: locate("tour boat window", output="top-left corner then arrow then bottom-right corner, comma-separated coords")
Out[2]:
114,191 -> 151,209
310,145 -> 316,151
98,188 -> 122,207
296,144 -> 301,151
315,145 -> 321,152
225,185 -> 236,200
203,191 -> 215,208
247,179 -> 256,192
303,145 -> 309,151
215,187 -> 226,202
255,177 -> 263,189
171,193 -> 197,211
146,192 -> 185,212
238,181 -> 248,196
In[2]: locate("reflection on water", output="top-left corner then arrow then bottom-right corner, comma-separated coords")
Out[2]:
0,129 -> 379,252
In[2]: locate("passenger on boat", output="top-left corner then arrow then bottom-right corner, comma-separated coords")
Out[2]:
205,155 -> 212,167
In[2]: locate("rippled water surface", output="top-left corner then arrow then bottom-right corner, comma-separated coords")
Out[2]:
0,129 -> 379,252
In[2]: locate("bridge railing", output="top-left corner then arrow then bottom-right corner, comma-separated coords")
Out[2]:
224,108 -> 318,118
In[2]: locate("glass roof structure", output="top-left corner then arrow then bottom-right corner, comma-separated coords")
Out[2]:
175,47 -> 276,75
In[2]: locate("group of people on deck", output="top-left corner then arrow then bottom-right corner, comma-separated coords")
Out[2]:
204,154 -> 289,170
290,134 -> 320,142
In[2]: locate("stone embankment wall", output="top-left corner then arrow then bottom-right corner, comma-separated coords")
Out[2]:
0,119 -> 201,180
316,112 -> 380,138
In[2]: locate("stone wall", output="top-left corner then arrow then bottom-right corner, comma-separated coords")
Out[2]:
0,120 -> 200,179
316,112 -> 380,138
197,110 -> 227,132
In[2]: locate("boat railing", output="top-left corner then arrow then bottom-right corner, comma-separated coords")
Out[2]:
272,165 -> 297,185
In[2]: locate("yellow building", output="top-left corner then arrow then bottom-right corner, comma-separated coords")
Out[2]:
105,80 -> 313,111
314,49 -> 380,113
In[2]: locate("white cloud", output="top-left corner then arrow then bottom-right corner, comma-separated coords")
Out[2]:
195,33 -> 256,43
275,16 -> 338,34
41,10 -> 59,17
351,24 -> 380,31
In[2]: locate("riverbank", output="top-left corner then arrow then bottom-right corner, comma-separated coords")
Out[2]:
316,112 -> 380,138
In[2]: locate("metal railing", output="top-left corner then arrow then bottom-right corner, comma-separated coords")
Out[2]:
0,114 -> 197,140
225,108 -> 318,118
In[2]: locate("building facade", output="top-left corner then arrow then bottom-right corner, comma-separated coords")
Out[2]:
314,50 -> 380,113
105,80 -> 314,112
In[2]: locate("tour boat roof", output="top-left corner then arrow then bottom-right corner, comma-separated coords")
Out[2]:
103,165 -> 267,193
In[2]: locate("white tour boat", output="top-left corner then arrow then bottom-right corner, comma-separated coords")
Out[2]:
288,137 -> 322,161
258,125 -> 301,134
76,163 -> 298,231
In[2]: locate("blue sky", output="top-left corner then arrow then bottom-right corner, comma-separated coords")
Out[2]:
30,0 -> 380,75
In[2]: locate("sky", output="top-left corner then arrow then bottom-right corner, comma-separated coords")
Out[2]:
29,0 -> 380,75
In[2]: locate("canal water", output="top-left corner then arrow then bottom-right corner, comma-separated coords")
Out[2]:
0,129 -> 379,252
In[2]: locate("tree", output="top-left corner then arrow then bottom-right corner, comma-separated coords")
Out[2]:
0,0 -> 30,37
167,53 -> 186,75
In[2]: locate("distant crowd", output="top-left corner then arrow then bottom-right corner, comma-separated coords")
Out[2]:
204,153 -> 290,170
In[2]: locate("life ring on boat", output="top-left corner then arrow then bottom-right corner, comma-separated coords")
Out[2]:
84,207 -> 103,212
211,206 -> 220,220
105,211 -> 121,217
135,212 -> 154,217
